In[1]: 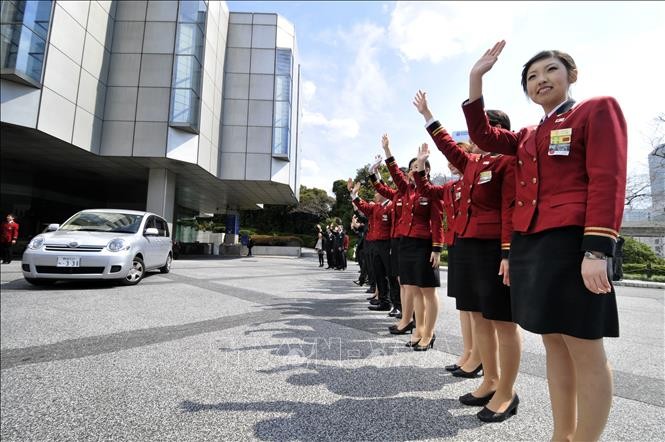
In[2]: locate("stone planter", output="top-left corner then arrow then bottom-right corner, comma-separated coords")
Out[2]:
251,246 -> 301,257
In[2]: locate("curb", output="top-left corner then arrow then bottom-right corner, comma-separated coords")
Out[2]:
613,280 -> 665,289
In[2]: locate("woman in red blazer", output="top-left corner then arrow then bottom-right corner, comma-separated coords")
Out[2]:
380,134 -> 444,352
463,41 -> 627,441
412,93 -> 521,424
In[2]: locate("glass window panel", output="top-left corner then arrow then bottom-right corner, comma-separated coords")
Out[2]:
173,55 -> 201,93
170,88 -> 200,126
274,100 -> 290,128
274,75 -> 291,102
275,48 -> 292,75
272,127 -> 289,156
175,22 -> 204,62
178,0 -> 206,25
0,23 -> 45,83
22,0 -> 51,39
1,1 -> 23,24
0,23 -> 20,68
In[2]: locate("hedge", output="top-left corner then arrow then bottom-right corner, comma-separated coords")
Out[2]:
251,235 -> 303,247
622,263 -> 665,277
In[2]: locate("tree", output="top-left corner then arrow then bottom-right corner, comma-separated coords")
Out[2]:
330,179 -> 353,228
625,173 -> 651,208
240,185 -> 332,234
292,186 -> 334,219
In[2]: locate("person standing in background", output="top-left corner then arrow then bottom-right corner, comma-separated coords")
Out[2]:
1,214 -> 19,264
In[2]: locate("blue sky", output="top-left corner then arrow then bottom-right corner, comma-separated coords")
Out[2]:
228,1 -> 665,195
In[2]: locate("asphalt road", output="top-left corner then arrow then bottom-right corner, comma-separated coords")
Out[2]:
1,255 -> 663,441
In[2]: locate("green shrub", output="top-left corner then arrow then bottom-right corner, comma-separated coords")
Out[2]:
624,273 -> 665,283
251,235 -> 303,247
440,248 -> 449,265
623,236 -> 665,265
621,263 -> 665,277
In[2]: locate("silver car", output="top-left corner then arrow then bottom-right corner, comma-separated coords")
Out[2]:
22,209 -> 173,286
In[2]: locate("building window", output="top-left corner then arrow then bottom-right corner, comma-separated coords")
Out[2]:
272,48 -> 292,158
169,0 -> 206,133
0,0 -> 52,87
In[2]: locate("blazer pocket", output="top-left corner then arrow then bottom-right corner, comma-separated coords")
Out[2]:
548,191 -> 587,208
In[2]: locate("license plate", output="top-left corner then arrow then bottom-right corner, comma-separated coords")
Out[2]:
57,256 -> 80,267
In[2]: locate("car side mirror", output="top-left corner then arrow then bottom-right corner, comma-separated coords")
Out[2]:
144,227 -> 159,236
46,224 -> 59,232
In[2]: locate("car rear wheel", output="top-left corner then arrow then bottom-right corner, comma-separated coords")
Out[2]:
160,253 -> 172,273
25,278 -> 56,286
121,256 -> 145,285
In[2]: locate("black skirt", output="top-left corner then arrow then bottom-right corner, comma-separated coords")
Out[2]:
390,238 -> 400,278
510,226 -> 619,339
446,245 -> 458,298
451,238 -> 512,321
398,237 -> 440,287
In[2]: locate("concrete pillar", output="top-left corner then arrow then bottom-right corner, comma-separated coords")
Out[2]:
146,168 -> 176,235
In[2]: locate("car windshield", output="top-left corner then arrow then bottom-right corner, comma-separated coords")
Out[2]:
59,212 -> 144,233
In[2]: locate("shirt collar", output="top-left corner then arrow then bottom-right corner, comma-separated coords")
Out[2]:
541,98 -> 576,123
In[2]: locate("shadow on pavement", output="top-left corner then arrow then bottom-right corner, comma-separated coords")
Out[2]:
180,396 -> 482,440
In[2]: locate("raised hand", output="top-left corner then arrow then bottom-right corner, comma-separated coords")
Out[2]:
347,178 -> 354,192
470,40 -> 505,78
353,181 -> 361,194
413,90 -> 433,121
417,143 -> 430,163
381,134 -> 392,157
369,154 -> 383,174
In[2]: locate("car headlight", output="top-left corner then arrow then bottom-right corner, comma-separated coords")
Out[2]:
28,236 -> 45,250
107,238 -> 130,252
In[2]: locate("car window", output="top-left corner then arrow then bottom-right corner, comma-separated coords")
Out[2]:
144,216 -> 156,233
59,212 -> 145,233
155,218 -> 169,237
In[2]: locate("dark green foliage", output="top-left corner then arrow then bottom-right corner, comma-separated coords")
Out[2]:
622,263 -> 665,276
251,235 -> 303,247
239,185 -> 334,235
622,236 -> 665,265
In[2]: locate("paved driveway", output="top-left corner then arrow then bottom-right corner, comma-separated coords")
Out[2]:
1,255 -> 663,441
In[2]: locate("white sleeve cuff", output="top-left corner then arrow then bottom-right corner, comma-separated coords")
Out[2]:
425,117 -> 436,128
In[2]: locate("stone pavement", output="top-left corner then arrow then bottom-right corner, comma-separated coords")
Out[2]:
1,255 -> 663,441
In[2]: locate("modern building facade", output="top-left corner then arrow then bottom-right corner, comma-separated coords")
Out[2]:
1,0 -> 301,242
649,144 -> 665,222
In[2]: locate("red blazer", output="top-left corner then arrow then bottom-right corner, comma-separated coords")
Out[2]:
424,122 -> 515,255
370,176 -> 404,239
1,221 -> 19,243
385,157 -> 444,252
352,197 -> 393,241
463,96 -> 627,256
441,179 -> 463,247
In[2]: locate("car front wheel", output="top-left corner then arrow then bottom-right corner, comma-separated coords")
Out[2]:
121,256 -> 145,285
160,253 -> 172,273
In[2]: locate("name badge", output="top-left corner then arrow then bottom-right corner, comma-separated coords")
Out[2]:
549,128 -> 572,156
478,171 -> 492,184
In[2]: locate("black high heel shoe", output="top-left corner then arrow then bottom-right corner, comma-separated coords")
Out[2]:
389,321 -> 415,335
452,363 -> 483,378
405,338 -> 421,347
459,390 -> 496,406
413,334 -> 435,351
477,394 -> 519,422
